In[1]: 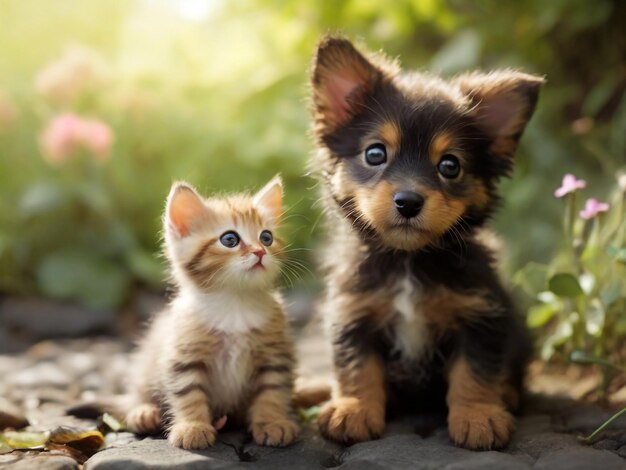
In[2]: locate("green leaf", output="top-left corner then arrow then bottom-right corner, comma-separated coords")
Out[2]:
19,183 -> 66,217
607,246 -> 626,264
0,440 -> 12,454
527,303 -> 559,328
0,431 -> 49,449
101,413 -> 123,433
585,298 -> 605,336
514,262 -> 549,296
540,321 -> 574,361
431,30 -> 481,74
298,406 -> 320,423
36,250 -> 131,309
127,250 -> 165,286
600,280 -> 624,307
548,273 -> 584,297
569,351 -> 624,371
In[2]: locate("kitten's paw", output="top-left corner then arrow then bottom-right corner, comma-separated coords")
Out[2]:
126,403 -> 161,434
448,403 -> 514,450
168,422 -> 216,449
251,418 -> 299,447
318,397 -> 385,443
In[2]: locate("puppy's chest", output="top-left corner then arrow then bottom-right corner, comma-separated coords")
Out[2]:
387,275 -> 432,362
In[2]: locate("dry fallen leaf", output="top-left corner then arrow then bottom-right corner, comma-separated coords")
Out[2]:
49,426 -> 104,456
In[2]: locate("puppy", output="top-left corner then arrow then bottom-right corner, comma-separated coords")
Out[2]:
309,36 -> 543,450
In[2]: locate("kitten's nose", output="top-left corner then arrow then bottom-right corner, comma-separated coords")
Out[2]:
253,249 -> 266,261
394,191 -> 424,219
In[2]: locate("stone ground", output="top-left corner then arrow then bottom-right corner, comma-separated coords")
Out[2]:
1,298 -> 626,469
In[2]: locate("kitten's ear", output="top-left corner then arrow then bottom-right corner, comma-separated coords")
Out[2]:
455,71 -> 545,158
166,182 -> 208,237
253,175 -> 283,222
311,36 -> 385,133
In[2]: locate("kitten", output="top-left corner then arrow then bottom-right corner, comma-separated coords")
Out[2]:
309,37 -> 543,450
125,176 -> 299,449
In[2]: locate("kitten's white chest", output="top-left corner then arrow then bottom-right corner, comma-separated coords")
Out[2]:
208,333 -> 252,413
174,288 -> 270,333
391,275 -> 429,359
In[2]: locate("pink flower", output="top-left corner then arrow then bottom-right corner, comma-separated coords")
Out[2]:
0,92 -> 17,131
35,46 -> 109,105
554,174 -> 587,198
40,113 -> 113,164
580,198 -> 610,220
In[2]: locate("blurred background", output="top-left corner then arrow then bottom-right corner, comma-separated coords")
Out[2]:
0,0 -> 624,352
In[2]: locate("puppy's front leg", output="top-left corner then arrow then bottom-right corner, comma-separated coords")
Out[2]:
447,315 -> 515,450
319,316 -> 386,443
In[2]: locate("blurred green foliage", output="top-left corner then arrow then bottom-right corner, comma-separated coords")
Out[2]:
0,0 -> 624,311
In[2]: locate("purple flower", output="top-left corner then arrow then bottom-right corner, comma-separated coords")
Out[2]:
580,198 -> 610,220
554,174 -> 586,198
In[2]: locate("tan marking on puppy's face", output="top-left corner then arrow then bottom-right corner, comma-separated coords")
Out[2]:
378,121 -> 401,152
429,131 -> 455,166
354,181 -> 431,250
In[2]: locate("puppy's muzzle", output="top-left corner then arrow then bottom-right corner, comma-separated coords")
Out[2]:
393,191 -> 424,219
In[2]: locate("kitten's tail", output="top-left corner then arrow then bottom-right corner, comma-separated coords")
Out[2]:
293,378 -> 332,408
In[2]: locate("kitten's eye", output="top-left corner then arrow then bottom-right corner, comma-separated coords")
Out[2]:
220,231 -> 240,248
260,230 -> 273,247
364,143 -> 387,166
437,154 -> 461,179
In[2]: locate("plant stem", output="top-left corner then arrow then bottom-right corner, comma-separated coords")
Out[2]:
583,406 -> 626,442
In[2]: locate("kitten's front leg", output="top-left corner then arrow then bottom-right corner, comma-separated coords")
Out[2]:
248,351 -> 299,446
165,359 -> 216,449
318,314 -> 386,443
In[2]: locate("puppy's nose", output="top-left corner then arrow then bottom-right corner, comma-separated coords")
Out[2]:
393,191 -> 424,219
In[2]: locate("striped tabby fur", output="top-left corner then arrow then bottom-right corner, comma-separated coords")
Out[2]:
125,176 -> 299,449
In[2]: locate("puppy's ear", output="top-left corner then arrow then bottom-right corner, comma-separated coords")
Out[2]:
455,71 -> 545,158
311,36 -> 384,133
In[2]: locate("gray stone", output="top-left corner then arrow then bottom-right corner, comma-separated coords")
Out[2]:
8,362 -> 70,389
0,297 -> 114,349
0,397 -> 28,430
86,427 -> 341,470
1,454 -> 79,470
595,439 -> 622,451
339,433 -> 533,470
534,448 -> 626,470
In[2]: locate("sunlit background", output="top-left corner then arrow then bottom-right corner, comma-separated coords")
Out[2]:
0,0 -> 624,343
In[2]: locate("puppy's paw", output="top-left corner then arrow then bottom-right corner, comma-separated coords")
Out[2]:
168,421 -> 216,449
251,418 -> 299,447
318,397 -> 385,444
126,403 -> 161,434
448,403 -> 514,450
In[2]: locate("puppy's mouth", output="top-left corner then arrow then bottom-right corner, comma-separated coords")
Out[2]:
389,221 -> 429,234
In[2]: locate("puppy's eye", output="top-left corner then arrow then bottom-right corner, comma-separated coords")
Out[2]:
364,143 -> 387,166
260,230 -> 273,246
437,155 -> 461,179
220,231 -> 240,248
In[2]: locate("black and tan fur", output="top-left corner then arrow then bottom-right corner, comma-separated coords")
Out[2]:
125,177 -> 299,449
310,37 -> 543,450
